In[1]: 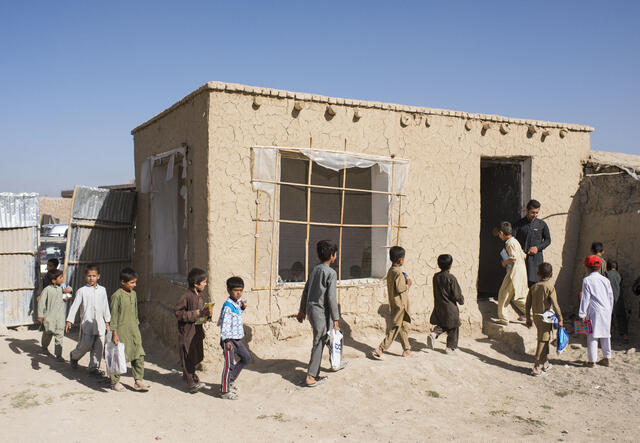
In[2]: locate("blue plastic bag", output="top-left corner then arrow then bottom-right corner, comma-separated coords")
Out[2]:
556,327 -> 569,354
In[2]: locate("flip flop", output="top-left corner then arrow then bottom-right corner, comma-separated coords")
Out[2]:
305,376 -> 327,387
371,350 -> 384,360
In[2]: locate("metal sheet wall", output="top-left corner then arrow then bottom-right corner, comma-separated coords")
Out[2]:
64,186 -> 135,296
0,193 -> 39,326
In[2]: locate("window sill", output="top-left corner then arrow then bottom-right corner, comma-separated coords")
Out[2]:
153,273 -> 188,288
269,277 -> 385,291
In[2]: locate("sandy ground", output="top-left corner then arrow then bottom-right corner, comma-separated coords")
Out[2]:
1,324 -> 638,443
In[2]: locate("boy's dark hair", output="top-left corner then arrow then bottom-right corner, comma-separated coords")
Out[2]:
85,264 -> 100,274
226,276 -> 245,290
120,267 -> 138,282
498,221 -> 512,236
188,268 -> 208,288
526,199 -> 541,210
47,258 -> 59,268
317,240 -> 338,262
538,262 -> 553,279
389,246 -> 406,264
591,242 -> 604,254
46,269 -> 63,283
437,254 -> 453,270
607,260 -> 618,271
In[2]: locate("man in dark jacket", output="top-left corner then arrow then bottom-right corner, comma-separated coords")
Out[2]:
428,254 -> 464,353
513,199 -> 551,287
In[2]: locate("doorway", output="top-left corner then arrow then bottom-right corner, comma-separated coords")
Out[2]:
477,157 -> 531,299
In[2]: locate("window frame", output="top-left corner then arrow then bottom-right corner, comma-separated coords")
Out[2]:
251,146 -> 407,292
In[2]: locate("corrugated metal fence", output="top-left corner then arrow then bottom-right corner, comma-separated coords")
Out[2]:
0,193 -> 39,326
64,186 -> 135,295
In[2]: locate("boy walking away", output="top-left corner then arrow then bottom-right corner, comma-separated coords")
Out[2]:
496,221 -> 528,325
37,269 -> 67,360
428,254 -> 464,354
580,255 -> 614,367
219,277 -> 251,400
175,268 -> 211,393
606,260 -> 629,344
590,242 -> 607,275
109,268 -> 149,392
372,246 -> 412,360
525,263 -> 563,376
66,264 -> 111,375
296,240 -> 342,387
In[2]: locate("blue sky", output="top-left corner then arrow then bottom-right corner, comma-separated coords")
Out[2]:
1,1 -> 638,196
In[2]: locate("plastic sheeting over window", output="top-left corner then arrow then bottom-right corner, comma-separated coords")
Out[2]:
139,147 -> 187,193
251,146 -> 409,216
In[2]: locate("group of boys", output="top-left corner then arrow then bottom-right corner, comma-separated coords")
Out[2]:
37,264 -> 149,392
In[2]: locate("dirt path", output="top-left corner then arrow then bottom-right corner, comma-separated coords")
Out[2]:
1,326 -> 638,442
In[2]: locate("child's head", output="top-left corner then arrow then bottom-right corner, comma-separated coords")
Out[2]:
537,262 -> 553,280
497,221 -> 512,240
226,276 -> 244,301
437,254 -> 453,271
584,255 -> 601,273
607,260 -> 618,271
188,267 -> 208,291
47,269 -> 63,285
590,242 -> 604,255
317,240 -> 338,263
389,246 -> 406,265
46,258 -> 59,272
120,267 -> 138,292
84,264 -> 100,286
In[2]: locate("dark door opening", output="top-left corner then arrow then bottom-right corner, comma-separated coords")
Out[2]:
478,158 -> 526,299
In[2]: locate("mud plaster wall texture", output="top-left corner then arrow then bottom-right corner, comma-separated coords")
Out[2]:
132,91 -> 210,348
570,171 -> 640,336
202,86 -> 591,345
39,197 -> 72,223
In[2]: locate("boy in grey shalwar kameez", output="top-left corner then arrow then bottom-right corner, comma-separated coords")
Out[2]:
297,240 -> 341,387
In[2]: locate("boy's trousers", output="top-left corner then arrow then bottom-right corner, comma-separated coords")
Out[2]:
534,340 -> 550,365
497,280 -> 526,320
587,334 -> 611,362
110,356 -> 144,386
308,315 -> 331,378
42,330 -> 64,358
220,339 -> 251,393
380,311 -> 410,352
433,325 -> 459,350
70,332 -> 105,369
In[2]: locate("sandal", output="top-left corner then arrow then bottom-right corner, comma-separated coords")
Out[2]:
112,382 -> 125,392
371,349 -> 384,360
305,376 -> 328,387
133,382 -> 150,392
221,391 -> 239,400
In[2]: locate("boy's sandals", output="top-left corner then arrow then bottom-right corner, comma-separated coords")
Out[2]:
445,348 -> 456,354
221,391 -> 239,400
371,349 -> 384,360
531,367 -> 547,377
305,376 -> 327,387
90,368 -> 105,377
229,381 -> 239,392
112,382 -> 126,392
189,382 -> 206,393
402,350 -> 411,357
598,358 -> 611,367
133,381 -> 150,392
585,361 -> 595,368
542,363 -> 552,372
492,318 -> 509,326
427,333 -> 436,350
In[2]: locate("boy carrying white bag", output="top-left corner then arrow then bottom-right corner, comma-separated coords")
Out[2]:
105,331 -> 127,376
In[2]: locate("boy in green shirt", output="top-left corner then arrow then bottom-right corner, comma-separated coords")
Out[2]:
37,269 -> 67,360
109,267 -> 149,392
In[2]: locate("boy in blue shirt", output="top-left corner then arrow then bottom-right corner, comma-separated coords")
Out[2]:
218,276 -> 250,400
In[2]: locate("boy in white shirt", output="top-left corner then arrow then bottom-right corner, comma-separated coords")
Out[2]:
65,264 -> 111,375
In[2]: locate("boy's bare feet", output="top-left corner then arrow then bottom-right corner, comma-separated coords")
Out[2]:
531,366 -> 544,376
445,347 -> 455,354
402,350 -> 411,357
305,375 -> 327,387
371,348 -> 384,360
112,382 -> 125,392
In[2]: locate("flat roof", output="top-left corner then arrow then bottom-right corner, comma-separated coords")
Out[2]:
132,81 -> 595,135
589,150 -> 640,172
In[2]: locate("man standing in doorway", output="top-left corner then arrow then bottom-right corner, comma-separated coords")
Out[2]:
513,200 -> 551,287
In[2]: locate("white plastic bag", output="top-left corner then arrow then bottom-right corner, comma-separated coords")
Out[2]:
105,334 -> 127,376
328,328 -> 343,370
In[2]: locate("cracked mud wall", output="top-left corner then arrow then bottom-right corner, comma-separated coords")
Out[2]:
204,89 -> 591,343
132,91 -> 210,346
570,169 -> 640,333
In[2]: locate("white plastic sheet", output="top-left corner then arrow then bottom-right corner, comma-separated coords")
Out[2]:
140,147 -> 187,193
251,146 -> 409,199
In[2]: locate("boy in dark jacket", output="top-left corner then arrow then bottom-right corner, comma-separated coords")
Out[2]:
428,254 -> 464,353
